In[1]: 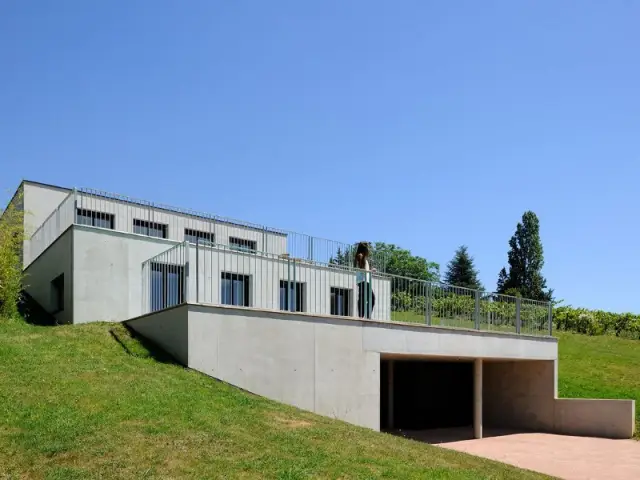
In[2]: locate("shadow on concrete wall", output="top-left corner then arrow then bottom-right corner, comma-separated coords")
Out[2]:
109,323 -> 180,366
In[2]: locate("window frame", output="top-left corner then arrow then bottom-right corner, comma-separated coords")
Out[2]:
330,287 -> 352,317
229,236 -> 257,253
149,262 -> 185,312
76,208 -> 115,230
184,228 -> 215,246
220,272 -> 251,307
279,280 -> 305,312
133,218 -> 169,239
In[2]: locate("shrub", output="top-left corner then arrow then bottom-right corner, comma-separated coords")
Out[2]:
0,189 -> 25,319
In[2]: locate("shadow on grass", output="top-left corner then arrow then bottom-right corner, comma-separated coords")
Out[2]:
109,323 -> 180,366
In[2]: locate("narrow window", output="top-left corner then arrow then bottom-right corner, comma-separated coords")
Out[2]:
330,287 -> 352,316
51,274 -> 64,313
279,280 -> 305,312
150,263 -> 184,311
134,219 -> 168,239
184,228 -> 215,246
221,272 -> 250,307
229,237 -> 257,253
76,208 -> 115,229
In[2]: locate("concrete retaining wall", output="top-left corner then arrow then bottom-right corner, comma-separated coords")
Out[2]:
483,360 -> 635,439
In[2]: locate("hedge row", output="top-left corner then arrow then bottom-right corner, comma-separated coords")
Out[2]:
390,291 -> 640,339
552,306 -> 640,339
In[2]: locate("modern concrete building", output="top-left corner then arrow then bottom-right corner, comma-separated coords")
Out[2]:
5,180 -> 636,440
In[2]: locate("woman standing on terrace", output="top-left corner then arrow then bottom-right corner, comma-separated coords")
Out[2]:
354,241 -> 375,319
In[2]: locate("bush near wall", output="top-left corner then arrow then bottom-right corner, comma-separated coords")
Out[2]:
553,306 -> 640,339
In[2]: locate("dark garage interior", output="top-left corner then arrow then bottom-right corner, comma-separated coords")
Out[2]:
380,358 -> 473,431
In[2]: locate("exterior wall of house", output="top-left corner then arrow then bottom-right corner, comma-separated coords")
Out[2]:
186,246 -> 391,321
7,181 -> 72,267
23,227 -> 74,324
73,226 -> 179,323
75,192 -> 287,255
72,226 -> 391,324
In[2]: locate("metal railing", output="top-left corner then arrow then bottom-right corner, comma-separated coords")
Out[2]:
27,186 -> 388,270
141,242 -> 190,315
28,192 -> 75,263
141,241 -> 553,337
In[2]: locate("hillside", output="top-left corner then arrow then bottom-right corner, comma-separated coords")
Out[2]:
556,331 -> 640,437
0,319 -> 549,480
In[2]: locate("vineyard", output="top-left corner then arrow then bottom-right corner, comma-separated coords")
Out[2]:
386,281 -> 640,340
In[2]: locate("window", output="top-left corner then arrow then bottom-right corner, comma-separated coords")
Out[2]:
221,273 -> 250,307
184,228 -> 215,246
150,263 -> 184,311
280,280 -> 305,312
51,274 -> 64,313
330,287 -> 352,316
134,219 -> 168,239
76,208 -> 115,229
229,237 -> 257,253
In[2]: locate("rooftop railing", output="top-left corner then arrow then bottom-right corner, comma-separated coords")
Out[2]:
141,241 -> 553,337
27,187 -> 389,270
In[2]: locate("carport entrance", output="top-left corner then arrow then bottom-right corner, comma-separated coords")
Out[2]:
381,358 -> 482,437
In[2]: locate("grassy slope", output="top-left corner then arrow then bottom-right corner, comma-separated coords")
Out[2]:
556,331 -> 640,437
0,320 -> 548,480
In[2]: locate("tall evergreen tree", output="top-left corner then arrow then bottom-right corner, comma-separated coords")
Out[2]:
444,245 -> 483,290
496,211 -> 552,301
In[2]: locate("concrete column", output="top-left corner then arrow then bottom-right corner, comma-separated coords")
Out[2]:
474,358 -> 483,439
387,360 -> 394,430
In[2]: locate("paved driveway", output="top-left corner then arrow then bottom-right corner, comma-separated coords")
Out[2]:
399,428 -> 640,480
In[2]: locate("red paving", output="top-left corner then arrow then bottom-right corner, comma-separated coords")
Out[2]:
399,428 -> 640,480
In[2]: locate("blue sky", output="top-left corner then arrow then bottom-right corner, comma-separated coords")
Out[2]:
1,1 -> 639,312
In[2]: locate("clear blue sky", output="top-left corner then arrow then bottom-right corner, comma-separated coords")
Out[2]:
1,1 -> 638,312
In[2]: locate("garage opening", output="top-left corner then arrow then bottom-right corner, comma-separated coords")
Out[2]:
380,358 -> 474,431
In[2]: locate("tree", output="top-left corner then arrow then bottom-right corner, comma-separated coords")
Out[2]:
370,242 -> 439,282
444,245 -> 483,290
328,242 -> 440,282
0,189 -> 25,319
496,211 -> 552,301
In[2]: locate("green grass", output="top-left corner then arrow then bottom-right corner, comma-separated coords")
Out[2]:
556,331 -> 640,437
0,319 -> 549,480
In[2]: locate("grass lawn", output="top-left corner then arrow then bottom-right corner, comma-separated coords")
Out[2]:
0,319 -> 549,480
556,330 -> 640,438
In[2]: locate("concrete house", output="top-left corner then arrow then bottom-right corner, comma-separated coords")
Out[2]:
5,180 -> 636,441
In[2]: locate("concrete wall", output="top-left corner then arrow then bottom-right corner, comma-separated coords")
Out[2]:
127,304 -> 560,431
483,360 -> 557,431
19,182 -> 72,267
75,192 -> 287,255
367,323 -> 558,361
127,304 -> 381,429
127,306 -> 189,365
483,360 -> 635,439
553,398 -> 635,439
73,226 -> 180,323
23,227 -> 73,324
189,246 -> 391,321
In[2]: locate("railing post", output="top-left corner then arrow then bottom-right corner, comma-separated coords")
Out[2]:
195,240 -> 200,304
474,290 -> 480,330
548,302 -> 553,336
72,188 -> 78,224
515,297 -> 521,334
426,282 -> 432,326
308,237 -> 313,262
183,242 -> 190,304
